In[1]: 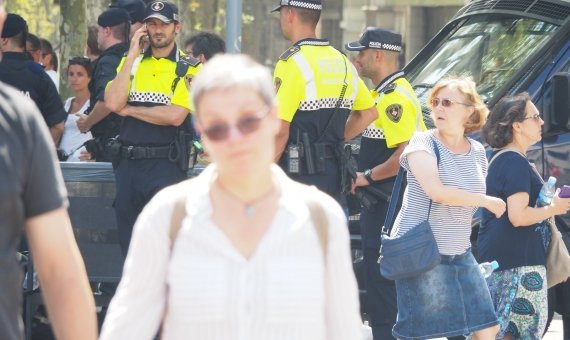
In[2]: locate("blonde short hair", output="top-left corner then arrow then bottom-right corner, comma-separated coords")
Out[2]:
428,76 -> 489,134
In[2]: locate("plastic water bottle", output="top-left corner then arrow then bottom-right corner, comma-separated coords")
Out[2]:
479,260 -> 499,278
537,176 -> 557,207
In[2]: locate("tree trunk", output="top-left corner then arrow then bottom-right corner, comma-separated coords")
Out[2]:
85,0 -> 108,26
59,0 -> 87,99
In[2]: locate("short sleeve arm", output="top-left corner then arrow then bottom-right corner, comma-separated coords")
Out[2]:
22,100 -> 67,218
94,55 -> 122,102
500,154 -> 532,198
399,131 -> 435,172
378,93 -> 419,148
274,60 -> 304,122
39,74 -> 67,127
105,57 -> 130,97
171,63 -> 202,112
351,76 -> 375,111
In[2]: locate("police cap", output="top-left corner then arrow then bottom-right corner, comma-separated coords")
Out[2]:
270,0 -> 322,13
345,27 -> 402,53
144,1 -> 179,24
110,0 -> 146,23
2,13 -> 28,38
98,7 -> 130,28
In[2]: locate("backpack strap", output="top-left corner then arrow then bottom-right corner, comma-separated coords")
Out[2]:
305,188 -> 329,262
169,194 -> 187,248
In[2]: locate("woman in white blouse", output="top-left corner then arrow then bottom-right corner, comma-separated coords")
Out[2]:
100,54 -> 362,340
58,56 -> 93,162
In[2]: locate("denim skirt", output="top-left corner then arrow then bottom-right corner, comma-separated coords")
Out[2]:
393,249 -> 499,340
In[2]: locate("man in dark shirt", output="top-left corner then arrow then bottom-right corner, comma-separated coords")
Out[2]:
0,7 -> 97,339
76,8 -> 130,160
0,13 -> 66,145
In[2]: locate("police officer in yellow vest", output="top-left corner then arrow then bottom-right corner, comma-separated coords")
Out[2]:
346,28 -> 426,340
272,0 -> 378,201
105,1 -> 201,255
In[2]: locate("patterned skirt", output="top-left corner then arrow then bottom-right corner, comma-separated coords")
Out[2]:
486,265 -> 548,339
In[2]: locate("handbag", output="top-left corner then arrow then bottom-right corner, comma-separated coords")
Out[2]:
378,136 -> 441,280
489,149 -> 570,288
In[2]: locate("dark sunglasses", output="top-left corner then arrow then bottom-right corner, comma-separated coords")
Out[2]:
201,106 -> 271,142
430,97 -> 471,108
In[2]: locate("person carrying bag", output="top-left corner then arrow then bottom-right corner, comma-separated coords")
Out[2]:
382,77 -> 505,340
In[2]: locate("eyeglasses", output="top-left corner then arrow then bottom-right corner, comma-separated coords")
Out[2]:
201,106 -> 271,142
523,113 -> 541,122
430,97 -> 472,108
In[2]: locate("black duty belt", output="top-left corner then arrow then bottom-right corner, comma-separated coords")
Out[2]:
119,145 -> 171,160
320,144 -> 338,159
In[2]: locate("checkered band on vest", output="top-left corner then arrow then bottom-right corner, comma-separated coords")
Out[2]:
298,98 -> 353,111
298,40 -> 329,46
128,92 -> 170,105
289,1 -> 322,10
362,126 -> 386,139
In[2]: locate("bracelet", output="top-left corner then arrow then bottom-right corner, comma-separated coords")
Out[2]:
363,169 -> 374,184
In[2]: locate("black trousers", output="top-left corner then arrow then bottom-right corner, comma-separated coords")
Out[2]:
361,199 -> 397,340
114,158 -> 186,256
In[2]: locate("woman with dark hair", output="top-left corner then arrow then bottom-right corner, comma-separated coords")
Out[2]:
479,92 -> 570,339
58,57 -> 93,161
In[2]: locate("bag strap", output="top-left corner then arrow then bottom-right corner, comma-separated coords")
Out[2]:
169,195 -> 186,248
488,148 -> 525,168
382,134 -> 440,236
305,191 -> 329,263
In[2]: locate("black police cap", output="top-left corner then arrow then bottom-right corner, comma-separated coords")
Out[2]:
2,13 -> 28,38
110,0 -> 146,23
270,0 -> 322,13
145,1 -> 179,23
98,7 -> 130,28
345,27 -> 402,53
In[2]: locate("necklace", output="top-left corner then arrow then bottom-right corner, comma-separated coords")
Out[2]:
215,179 -> 277,218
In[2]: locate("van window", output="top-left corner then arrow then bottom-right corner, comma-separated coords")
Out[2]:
407,16 -> 559,103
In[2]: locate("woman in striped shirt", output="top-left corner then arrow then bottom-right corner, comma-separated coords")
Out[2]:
391,77 -> 506,340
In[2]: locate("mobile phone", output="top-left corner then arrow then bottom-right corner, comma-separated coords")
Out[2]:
559,185 -> 570,198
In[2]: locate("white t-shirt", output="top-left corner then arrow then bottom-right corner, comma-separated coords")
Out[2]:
59,97 -> 92,162
46,69 -> 59,92
100,165 -> 363,340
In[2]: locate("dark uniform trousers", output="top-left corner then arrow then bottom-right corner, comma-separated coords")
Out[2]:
114,158 -> 186,255
361,196 -> 397,340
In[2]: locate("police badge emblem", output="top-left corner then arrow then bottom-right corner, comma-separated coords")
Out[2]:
274,77 -> 282,92
385,104 -> 403,122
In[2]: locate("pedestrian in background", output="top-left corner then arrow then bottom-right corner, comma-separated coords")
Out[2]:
390,76 -> 505,340
272,0 -> 377,201
0,3 -> 97,338
480,92 -> 570,339
58,56 -> 93,162
100,54 -> 362,340
345,27 -> 426,340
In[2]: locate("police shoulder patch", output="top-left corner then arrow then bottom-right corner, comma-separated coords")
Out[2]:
279,46 -> 300,61
385,103 -> 403,123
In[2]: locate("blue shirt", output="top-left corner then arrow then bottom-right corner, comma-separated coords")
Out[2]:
478,151 -> 546,270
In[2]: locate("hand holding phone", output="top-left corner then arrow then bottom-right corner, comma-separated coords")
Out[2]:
559,185 -> 570,198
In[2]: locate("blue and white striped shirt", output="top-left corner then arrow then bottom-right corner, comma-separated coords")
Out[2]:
392,130 -> 487,255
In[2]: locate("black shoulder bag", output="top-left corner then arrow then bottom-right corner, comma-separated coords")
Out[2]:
378,135 -> 441,280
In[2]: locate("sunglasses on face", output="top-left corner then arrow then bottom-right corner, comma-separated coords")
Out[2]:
430,97 -> 471,108
201,106 -> 271,142
523,113 -> 541,122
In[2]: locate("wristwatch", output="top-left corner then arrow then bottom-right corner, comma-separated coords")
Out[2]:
363,169 -> 374,184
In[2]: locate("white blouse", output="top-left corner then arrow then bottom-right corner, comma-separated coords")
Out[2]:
100,165 -> 362,340
59,97 -> 92,162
